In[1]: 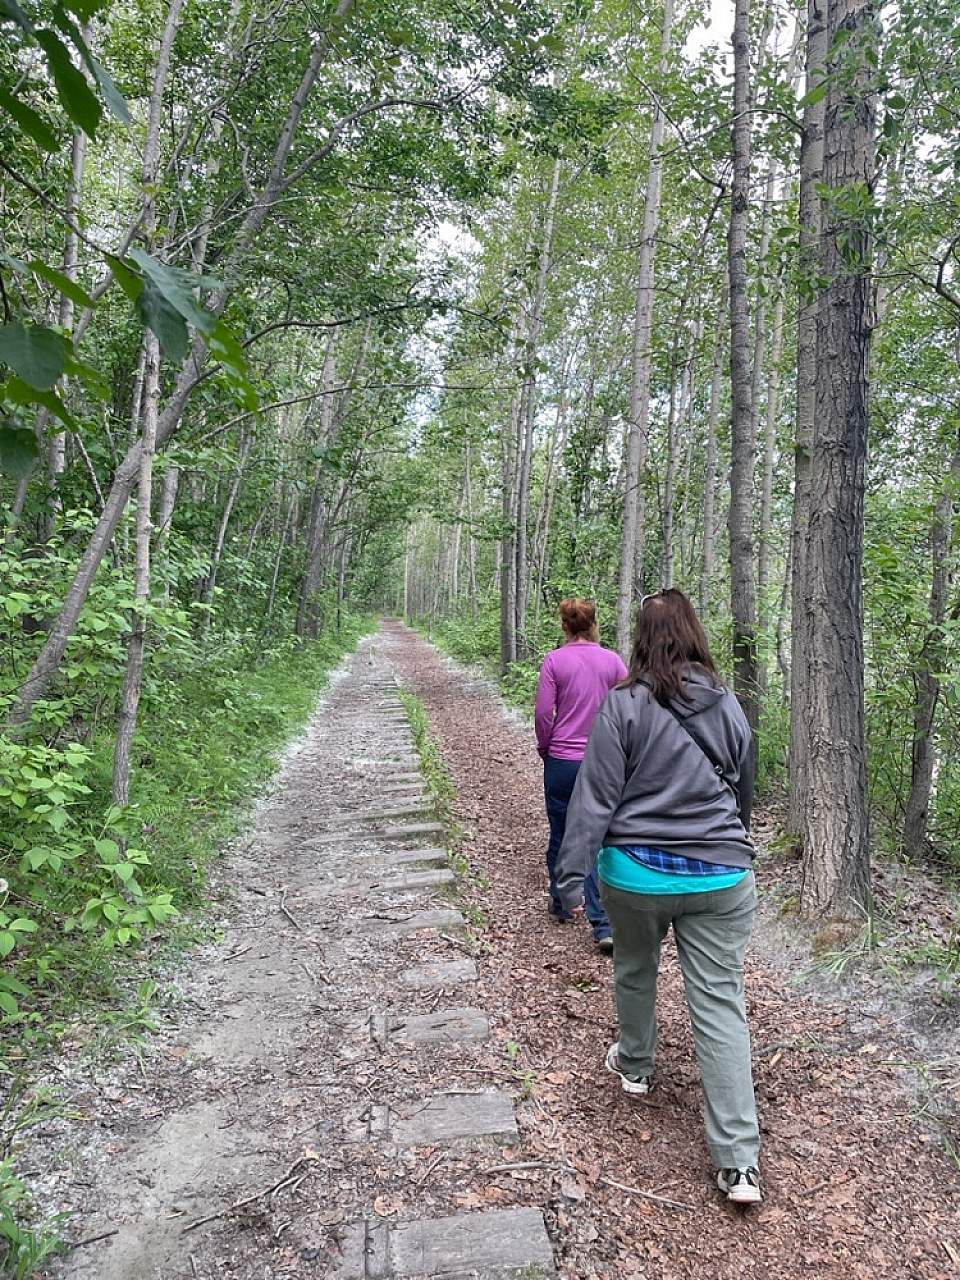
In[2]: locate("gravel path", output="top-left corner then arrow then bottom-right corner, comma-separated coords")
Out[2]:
31,622 -> 959,1280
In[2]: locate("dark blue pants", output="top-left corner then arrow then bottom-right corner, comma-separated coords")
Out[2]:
543,755 -> 610,940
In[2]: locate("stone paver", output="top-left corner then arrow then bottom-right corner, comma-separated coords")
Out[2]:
354,907 -> 464,937
389,1006 -> 489,1044
400,957 -> 477,988
336,1207 -> 556,1278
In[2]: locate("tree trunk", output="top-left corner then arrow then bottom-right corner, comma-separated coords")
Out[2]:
727,0 -> 760,738
902,434 -> 960,858
112,332 -> 160,806
700,288 -> 727,618
463,440 -> 478,621
800,0 -> 877,917
199,430 -> 251,630
789,0 -> 828,834
615,0 -> 675,657
43,126 -> 87,541
515,157 -> 561,657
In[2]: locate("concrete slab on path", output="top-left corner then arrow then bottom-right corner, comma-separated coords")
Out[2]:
335,1207 -> 556,1278
353,907 -> 464,937
400,957 -> 478,988
344,1090 -> 516,1146
387,1005 -> 490,1045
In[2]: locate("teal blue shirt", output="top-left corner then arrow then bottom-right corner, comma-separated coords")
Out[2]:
598,845 -> 749,895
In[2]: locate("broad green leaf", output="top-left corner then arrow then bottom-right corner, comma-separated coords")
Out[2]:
89,55 -> 130,123
61,0 -> 110,18
136,280 -> 190,361
94,837 -> 120,862
0,991 -> 18,1017
0,932 -> 15,958
3,375 -> 79,431
35,28 -> 103,136
52,7 -> 130,123
0,322 -> 72,388
799,79 -> 829,109
8,918 -> 37,932
106,254 -> 144,302
29,259 -> 95,309
0,89 -> 59,151
0,422 -> 39,480
128,249 -> 217,334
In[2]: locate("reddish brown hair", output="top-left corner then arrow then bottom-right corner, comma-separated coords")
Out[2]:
624,588 -> 720,704
560,598 -> 599,641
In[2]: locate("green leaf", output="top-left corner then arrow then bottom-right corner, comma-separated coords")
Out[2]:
106,254 -> 144,302
3,375 -> 79,431
127,249 -> 217,334
94,837 -> 120,862
0,88 -> 59,151
35,28 -> 103,136
52,8 -> 130,123
8,918 -> 37,933
0,322 -> 72,389
114,862 -> 134,884
799,79 -> 829,109
136,281 -> 189,361
88,55 -> 130,123
0,932 -> 16,958
0,422 -> 39,480
0,991 -> 18,1017
29,259 -> 95,309
61,0 -> 110,18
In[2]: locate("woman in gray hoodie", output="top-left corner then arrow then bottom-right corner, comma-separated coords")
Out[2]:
554,588 -> 761,1205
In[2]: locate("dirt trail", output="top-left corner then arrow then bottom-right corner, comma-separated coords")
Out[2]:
31,623 -> 959,1280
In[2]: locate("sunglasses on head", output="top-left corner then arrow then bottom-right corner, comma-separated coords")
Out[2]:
639,589 -> 666,609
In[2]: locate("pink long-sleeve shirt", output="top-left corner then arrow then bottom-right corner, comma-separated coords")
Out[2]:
534,641 -> 628,761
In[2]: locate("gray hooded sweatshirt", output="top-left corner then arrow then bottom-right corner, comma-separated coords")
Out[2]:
554,667 -> 755,912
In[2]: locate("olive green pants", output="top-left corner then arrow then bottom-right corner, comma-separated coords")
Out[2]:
601,873 -> 760,1169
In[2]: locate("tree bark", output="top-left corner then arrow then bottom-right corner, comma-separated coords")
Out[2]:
615,0 -> 675,657
515,157 -> 561,656
727,0 -> 760,737
789,0 -> 828,834
902,434 -> 960,859
800,0 -> 877,917
700,287 -> 727,618
43,126 -> 87,541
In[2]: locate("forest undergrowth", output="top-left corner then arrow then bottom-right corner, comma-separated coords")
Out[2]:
0,617 -> 369,1272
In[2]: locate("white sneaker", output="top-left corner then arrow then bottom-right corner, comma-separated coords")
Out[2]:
604,1042 -> 652,1095
717,1166 -> 762,1204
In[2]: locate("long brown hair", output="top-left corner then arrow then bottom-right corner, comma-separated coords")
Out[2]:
623,588 -> 720,705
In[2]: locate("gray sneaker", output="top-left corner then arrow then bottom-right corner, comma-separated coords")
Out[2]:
717,1166 -> 762,1205
604,1042 -> 652,1095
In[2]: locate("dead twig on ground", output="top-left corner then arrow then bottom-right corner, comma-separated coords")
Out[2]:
64,1227 -> 120,1250
599,1175 -> 694,1212
279,887 -> 304,931
182,1156 -> 311,1233
481,1160 -> 571,1176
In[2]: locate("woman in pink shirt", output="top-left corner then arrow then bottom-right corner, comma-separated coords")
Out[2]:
535,598 -> 627,952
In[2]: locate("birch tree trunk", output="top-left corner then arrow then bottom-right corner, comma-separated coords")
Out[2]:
43,127 -> 86,541
515,157 -> 561,656
615,0 -> 675,656
789,0 -> 828,834
800,0 -> 877,917
463,440 -> 478,621
727,0 -> 760,736
700,288 -> 728,618
111,0 -> 185,805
